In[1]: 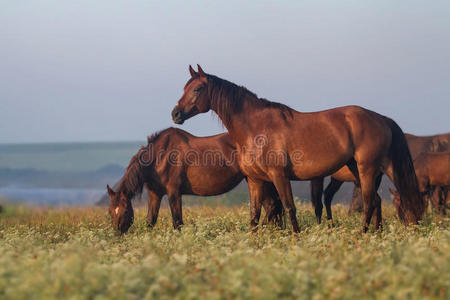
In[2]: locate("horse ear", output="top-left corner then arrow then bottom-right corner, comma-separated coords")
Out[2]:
189,65 -> 197,77
107,185 -> 115,197
197,64 -> 206,78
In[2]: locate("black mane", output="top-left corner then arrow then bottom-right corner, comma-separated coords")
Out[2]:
117,129 -> 168,199
206,74 -> 293,124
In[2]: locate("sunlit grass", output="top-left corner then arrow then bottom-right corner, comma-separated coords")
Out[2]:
0,202 -> 449,299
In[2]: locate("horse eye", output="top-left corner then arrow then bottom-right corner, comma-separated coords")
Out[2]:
194,87 -> 202,93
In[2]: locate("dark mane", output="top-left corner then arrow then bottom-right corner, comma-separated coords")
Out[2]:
117,129 -> 168,199
147,127 -> 189,145
117,148 -> 146,199
147,130 -> 164,145
206,74 -> 293,125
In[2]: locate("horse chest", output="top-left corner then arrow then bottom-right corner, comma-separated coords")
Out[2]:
235,149 -> 271,181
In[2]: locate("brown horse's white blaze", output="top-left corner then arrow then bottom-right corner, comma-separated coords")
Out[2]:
107,184 -> 134,234
171,65 -> 424,232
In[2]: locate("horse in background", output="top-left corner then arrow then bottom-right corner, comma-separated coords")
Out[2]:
172,65 -> 424,232
106,128 -> 283,234
406,133 -> 449,157
348,133 -> 449,214
391,152 -> 449,215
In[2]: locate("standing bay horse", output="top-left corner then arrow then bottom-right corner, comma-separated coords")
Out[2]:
318,132 -> 449,222
106,127 -> 283,234
171,65 -> 424,232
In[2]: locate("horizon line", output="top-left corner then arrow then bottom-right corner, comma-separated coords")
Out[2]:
0,139 -> 146,146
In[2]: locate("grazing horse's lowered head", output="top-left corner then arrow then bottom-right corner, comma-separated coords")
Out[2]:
107,184 -> 134,234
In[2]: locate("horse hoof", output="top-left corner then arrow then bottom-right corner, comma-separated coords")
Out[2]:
327,219 -> 334,228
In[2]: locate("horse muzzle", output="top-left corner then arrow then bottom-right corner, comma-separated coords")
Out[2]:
171,108 -> 185,124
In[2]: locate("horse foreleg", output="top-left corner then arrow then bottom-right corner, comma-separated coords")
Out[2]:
168,191 -> 183,230
248,178 -> 264,232
261,182 -> 284,228
429,186 -> 439,212
146,189 -> 162,228
437,187 -> 447,215
324,178 -> 344,223
348,185 -> 363,214
310,178 -> 324,224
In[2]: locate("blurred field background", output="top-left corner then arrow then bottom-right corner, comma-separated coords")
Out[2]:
0,142 -> 392,207
0,142 -> 139,205
0,202 -> 448,299
1,143 -> 445,299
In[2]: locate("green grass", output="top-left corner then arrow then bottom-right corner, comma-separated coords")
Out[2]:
0,203 -> 449,299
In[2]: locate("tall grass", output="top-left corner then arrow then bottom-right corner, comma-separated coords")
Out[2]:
0,203 -> 449,299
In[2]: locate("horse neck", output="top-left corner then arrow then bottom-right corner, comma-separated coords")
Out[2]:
117,157 -> 147,200
209,85 -> 261,142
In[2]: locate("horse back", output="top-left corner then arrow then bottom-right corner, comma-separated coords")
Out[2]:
153,129 -> 244,196
414,152 -> 450,187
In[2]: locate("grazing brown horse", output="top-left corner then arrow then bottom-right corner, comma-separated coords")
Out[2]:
413,152 -> 449,214
320,132 -> 449,221
106,127 -> 283,234
406,133 -> 449,158
171,65 -> 424,232
390,152 -> 450,215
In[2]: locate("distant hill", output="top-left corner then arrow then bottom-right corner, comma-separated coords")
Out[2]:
0,142 -> 395,206
0,141 -> 144,172
0,164 -> 124,189
0,142 -> 142,205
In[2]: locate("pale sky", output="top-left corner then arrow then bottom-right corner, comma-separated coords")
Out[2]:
1,1 -> 449,143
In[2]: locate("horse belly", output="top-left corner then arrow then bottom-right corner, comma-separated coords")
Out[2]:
287,114 -> 354,180
429,167 -> 450,187
185,166 -> 243,196
289,145 -> 353,180
331,166 -> 356,182
291,159 -> 350,180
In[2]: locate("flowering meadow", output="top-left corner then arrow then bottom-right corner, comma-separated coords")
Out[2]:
0,203 -> 449,299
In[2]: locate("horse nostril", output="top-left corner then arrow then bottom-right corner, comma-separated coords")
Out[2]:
172,109 -> 182,120
171,108 -> 185,124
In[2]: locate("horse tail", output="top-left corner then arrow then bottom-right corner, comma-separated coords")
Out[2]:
388,118 -> 425,224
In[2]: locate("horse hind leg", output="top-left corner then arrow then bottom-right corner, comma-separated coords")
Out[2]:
271,172 -> 300,233
371,175 -> 383,231
310,178 -> 324,224
357,165 -> 379,233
